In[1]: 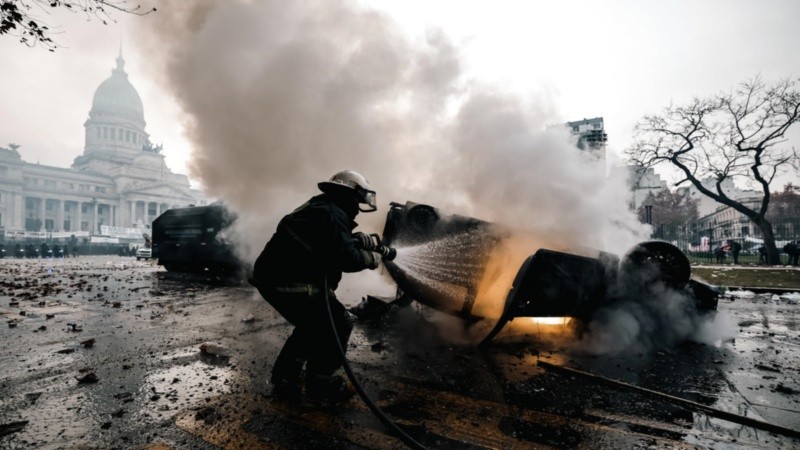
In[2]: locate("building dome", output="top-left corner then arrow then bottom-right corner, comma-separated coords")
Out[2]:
90,54 -> 144,123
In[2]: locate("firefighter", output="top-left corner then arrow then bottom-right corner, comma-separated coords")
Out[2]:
249,170 -> 388,403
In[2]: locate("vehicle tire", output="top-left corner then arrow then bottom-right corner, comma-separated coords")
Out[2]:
620,241 -> 690,286
407,204 -> 439,235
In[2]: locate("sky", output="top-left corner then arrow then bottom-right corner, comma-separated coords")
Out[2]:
1,0 -> 799,190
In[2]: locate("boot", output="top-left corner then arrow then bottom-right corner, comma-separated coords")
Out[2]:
305,373 -> 355,404
270,360 -> 304,402
270,375 -> 302,401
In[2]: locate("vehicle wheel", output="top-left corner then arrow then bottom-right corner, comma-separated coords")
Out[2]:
407,204 -> 439,235
620,241 -> 690,286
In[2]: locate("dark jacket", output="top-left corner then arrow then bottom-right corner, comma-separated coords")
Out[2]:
251,193 -> 371,290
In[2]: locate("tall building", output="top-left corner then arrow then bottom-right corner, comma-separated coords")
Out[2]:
0,53 -> 205,238
566,117 -> 608,162
608,164 -> 668,211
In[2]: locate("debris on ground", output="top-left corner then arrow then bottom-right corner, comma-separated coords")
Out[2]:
113,392 -> 134,403
81,338 -> 96,348
194,407 -> 221,425
76,372 -> 100,384
0,421 -> 28,437
199,342 -> 229,357
241,314 -> 256,323
371,341 -> 387,352
774,383 -> 797,395
755,363 -> 782,373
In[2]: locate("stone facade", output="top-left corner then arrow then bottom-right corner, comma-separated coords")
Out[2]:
0,54 -> 205,235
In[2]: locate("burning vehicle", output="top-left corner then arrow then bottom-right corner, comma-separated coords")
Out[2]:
379,201 -> 719,344
152,199 -> 719,344
152,203 -> 240,274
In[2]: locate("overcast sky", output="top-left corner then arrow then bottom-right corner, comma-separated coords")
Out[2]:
1,0 -> 799,188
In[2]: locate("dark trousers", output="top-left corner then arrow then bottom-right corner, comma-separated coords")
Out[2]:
257,285 -> 353,382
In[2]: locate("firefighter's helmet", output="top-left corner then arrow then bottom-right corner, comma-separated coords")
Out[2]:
318,170 -> 377,212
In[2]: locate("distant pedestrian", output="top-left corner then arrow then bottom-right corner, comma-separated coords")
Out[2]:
714,246 -> 726,263
784,240 -> 800,266
728,240 -> 742,264
757,245 -> 767,264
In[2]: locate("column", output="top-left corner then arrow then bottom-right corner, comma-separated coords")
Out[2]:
156,202 -> 161,217
57,200 -> 64,231
77,202 -> 83,232
39,198 -> 45,230
14,192 -> 23,229
129,200 -> 135,227
93,202 -> 98,234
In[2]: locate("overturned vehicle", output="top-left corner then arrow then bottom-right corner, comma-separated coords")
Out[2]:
376,201 -> 719,345
152,203 -> 241,275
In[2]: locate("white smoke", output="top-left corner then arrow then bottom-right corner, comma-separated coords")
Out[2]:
138,0 -> 648,268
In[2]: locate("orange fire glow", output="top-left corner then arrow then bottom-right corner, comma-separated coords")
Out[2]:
528,317 -> 572,325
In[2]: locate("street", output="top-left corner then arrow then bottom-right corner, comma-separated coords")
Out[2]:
1,256 -> 799,449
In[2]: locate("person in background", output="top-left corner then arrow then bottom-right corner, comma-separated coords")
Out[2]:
714,245 -> 726,264
784,240 -> 800,266
727,240 -> 742,264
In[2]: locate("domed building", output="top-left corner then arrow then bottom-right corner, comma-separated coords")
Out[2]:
0,53 -> 205,239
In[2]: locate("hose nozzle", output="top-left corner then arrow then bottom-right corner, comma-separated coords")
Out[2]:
376,245 -> 397,261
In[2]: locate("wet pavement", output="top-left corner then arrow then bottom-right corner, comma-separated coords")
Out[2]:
1,256 -> 799,449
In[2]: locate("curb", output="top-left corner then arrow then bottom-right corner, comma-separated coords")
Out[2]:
724,286 -> 800,295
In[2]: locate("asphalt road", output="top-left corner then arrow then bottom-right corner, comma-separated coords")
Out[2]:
1,256 -> 798,449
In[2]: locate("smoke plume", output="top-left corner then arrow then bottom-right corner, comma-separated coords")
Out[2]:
139,0 -> 648,270
136,1 -> 728,357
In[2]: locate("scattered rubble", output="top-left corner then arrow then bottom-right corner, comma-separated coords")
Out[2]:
241,314 -> 256,323
199,342 -> 229,357
0,421 -> 28,437
76,372 -> 100,384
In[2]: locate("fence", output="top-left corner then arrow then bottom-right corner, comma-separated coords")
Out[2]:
651,218 -> 800,265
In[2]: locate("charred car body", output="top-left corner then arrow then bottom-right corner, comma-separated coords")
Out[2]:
152,203 -> 241,275
380,201 -> 719,344
151,199 -> 718,344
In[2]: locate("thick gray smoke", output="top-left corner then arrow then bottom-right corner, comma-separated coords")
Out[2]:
573,279 -> 736,355
138,1 -> 694,352
139,0 -> 648,269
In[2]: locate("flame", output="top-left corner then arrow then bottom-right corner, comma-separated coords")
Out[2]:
470,231 -> 549,319
528,317 -> 572,325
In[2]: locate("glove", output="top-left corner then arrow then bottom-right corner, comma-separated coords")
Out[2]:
353,232 -> 381,251
361,250 -> 381,270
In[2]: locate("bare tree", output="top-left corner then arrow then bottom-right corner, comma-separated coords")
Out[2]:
1,0 -> 155,51
626,77 -> 800,264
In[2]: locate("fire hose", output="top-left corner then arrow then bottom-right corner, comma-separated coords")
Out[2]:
323,239 -> 427,450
